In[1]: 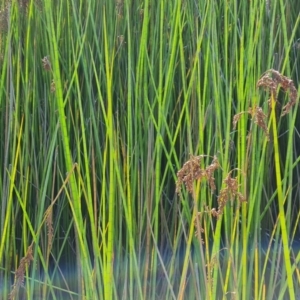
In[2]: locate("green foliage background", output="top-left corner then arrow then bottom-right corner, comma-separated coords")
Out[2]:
0,0 -> 300,299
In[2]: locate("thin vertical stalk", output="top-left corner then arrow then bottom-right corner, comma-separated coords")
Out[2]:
177,202 -> 199,299
236,17 -> 248,300
151,0 -> 165,296
270,92 -> 295,299
125,1 -> 134,298
0,117 -> 23,263
102,9 -> 115,300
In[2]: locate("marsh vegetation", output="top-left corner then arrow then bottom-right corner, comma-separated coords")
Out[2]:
0,0 -> 300,299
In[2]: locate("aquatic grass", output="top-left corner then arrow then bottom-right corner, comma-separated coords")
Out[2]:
0,0 -> 300,299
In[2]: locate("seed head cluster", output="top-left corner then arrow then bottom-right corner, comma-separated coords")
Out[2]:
176,69 -> 298,221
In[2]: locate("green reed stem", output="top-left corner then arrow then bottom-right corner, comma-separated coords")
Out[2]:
270,92 -> 295,299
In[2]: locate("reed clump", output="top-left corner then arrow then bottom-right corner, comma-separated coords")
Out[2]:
1,1 -> 299,298
176,69 -> 297,221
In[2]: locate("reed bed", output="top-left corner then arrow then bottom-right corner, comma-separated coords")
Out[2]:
0,0 -> 300,299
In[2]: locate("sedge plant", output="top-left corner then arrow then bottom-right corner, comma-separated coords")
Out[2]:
0,0 -> 299,299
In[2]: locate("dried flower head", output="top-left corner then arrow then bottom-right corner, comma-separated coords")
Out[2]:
46,207 -> 54,249
176,155 -> 220,197
232,112 -> 243,130
42,56 -> 52,71
257,69 -> 298,116
248,105 -> 269,140
9,244 -> 34,299
50,79 -> 56,93
233,105 -> 269,140
215,170 -> 246,217
205,155 -> 219,190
